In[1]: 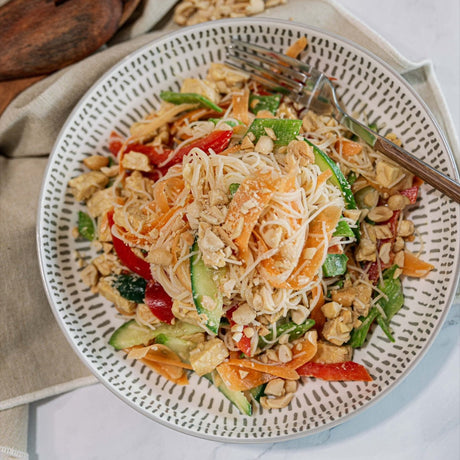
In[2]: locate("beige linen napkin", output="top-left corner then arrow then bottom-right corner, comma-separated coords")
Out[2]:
0,0 -> 458,458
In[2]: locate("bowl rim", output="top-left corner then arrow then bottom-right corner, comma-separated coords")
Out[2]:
36,16 -> 460,444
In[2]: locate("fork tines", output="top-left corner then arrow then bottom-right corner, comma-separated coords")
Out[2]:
225,38 -> 320,99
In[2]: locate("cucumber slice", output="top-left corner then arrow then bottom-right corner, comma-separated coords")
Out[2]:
354,185 -> 377,209
248,383 -> 266,402
109,320 -> 155,350
155,334 -> 196,362
322,253 -> 349,277
204,372 -> 253,416
109,319 -> 202,350
190,238 -> 223,335
305,139 -> 357,210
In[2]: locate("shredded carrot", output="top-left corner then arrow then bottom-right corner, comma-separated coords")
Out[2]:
232,88 -> 249,125
225,358 -> 299,380
153,176 -> 185,214
256,172 -> 303,287
216,362 -> 275,391
402,251 -> 434,278
285,36 -> 308,59
287,205 -> 342,289
142,205 -> 181,234
335,138 -> 363,157
224,172 -> 278,261
114,224 -> 151,247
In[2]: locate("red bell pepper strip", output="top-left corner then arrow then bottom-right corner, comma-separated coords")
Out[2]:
110,130 -> 232,169
108,131 -> 124,157
366,262 -> 380,283
145,280 -> 174,324
297,361 -> 372,381
226,306 -> 253,356
400,176 -> 422,204
400,186 -> 418,204
123,143 -> 173,166
107,211 -> 152,280
167,129 -> 233,167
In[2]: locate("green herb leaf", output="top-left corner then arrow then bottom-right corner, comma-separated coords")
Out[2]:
377,265 -> 404,321
333,219 -> 355,238
78,211 -> 95,241
229,183 -> 240,198
112,273 -> 147,303
376,315 -> 395,342
349,307 -> 379,348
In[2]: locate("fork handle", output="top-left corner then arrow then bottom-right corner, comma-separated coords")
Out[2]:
340,114 -> 460,203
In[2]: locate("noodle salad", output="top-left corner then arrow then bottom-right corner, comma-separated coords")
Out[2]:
69,38 -> 434,414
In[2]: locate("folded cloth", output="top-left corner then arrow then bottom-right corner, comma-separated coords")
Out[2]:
0,0 -> 458,458
0,406 -> 28,460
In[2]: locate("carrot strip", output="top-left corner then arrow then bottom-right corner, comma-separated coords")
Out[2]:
153,176 -> 185,214
286,331 -> 318,369
225,359 -> 299,380
142,354 -> 193,370
287,205 -> 342,289
232,88 -> 249,125
153,181 -> 171,213
127,345 -> 192,369
142,205 -> 181,234
140,359 -> 189,385
315,169 -> 333,190
216,362 -> 275,391
335,138 -> 363,157
285,36 -> 308,59
402,251 -> 434,278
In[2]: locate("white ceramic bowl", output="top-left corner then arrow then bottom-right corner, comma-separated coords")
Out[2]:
37,18 -> 460,442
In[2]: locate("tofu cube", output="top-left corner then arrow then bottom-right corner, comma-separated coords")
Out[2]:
375,160 -> 403,188
181,78 -> 220,103
87,187 -> 115,218
68,171 -> 108,201
189,338 -> 229,376
121,152 -> 152,172
312,340 -> 353,364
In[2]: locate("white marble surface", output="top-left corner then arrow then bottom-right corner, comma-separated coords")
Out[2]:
29,0 -> 460,458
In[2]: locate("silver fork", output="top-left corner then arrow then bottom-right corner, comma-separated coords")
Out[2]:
226,38 -> 460,203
